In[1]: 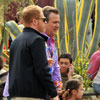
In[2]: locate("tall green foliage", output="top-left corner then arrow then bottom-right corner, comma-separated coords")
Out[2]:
86,0 -> 100,58
55,0 -> 76,57
73,51 -> 92,91
0,0 -> 34,56
0,4 -> 4,44
54,0 -> 100,59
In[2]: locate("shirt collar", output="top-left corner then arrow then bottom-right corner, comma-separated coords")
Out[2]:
42,32 -> 55,41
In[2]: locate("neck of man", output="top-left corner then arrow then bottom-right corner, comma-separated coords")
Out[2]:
61,72 -> 68,76
44,30 -> 54,38
24,24 -> 41,33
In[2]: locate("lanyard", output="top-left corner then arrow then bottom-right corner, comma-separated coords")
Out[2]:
50,39 -> 54,57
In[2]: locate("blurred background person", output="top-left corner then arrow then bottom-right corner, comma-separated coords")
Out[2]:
87,40 -> 100,94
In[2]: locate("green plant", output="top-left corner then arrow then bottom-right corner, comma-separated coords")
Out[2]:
73,51 -> 92,91
0,0 -> 34,57
54,0 -> 100,59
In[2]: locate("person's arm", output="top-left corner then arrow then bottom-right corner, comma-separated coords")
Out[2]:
52,52 -> 62,93
48,58 -> 54,66
3,73 -> 9,97
87,58 -> 100,80
31,37 -> 58,98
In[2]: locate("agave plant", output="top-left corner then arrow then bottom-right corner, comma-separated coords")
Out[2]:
0,0 -> 34,60
1,0 -> 100,62
54,0 -> 100,59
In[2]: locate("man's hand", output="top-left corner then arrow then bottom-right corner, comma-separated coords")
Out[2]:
48,58 -> 54,66
68,64 -> 74,80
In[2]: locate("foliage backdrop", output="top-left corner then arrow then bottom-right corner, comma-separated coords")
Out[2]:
54,0 -> 100,59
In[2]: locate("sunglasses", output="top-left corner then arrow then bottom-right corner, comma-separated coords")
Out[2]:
36,17 -> 46,22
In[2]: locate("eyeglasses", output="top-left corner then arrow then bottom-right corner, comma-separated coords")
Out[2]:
36,17 -> 46,22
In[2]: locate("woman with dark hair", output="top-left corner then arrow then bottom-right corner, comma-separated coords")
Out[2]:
87,40 -> 100,94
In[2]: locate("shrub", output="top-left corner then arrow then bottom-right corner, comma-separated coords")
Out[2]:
73,51 -> 92,91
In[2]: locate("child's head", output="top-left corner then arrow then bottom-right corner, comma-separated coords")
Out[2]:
63,79 -> 84,100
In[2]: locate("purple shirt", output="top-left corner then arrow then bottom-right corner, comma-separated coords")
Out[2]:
3,73 -> 9,97
42,32 -> 61,82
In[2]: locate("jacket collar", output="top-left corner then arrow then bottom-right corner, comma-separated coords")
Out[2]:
23,27 -> 48,42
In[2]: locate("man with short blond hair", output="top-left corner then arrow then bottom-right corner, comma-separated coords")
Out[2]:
9,5 -> 58,100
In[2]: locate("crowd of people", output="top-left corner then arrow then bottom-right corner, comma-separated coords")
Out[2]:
0,4 -> 100,100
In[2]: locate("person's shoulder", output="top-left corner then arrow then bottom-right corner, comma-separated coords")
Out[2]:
72,73 -> 83,82
90,51 -> 100,62
92,51 -> 100,57
93,51 -> 100,59
11,34 -> 22,45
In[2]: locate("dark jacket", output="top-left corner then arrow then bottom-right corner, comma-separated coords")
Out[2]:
9,28 -> 57,99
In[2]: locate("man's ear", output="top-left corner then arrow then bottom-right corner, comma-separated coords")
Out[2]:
44,21 -> 48,24
72,90 -> 77,95
32,19 -> 37,25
